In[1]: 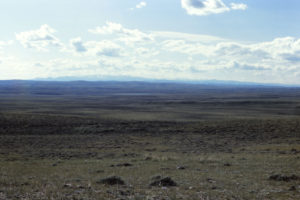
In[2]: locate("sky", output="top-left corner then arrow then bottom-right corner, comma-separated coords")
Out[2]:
1,0 -> 300,84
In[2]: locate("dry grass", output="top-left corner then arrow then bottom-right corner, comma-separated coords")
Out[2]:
0,117 -> 299,199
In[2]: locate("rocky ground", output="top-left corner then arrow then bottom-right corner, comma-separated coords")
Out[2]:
0,114 -> 299,200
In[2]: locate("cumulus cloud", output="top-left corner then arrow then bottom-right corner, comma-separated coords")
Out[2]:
214,42 -> 271,61
130,1 -> 147,11
16,24 -> 61,51
70,37 -> 87,53
181,0 -> 230,16
68,36 -> 124,57
181,0 -> 247,16
230,3 -> 247,10
160,35 -> 300,74
136,1 -> 147,9
254,37 -> 300,56
89,22 -> 153,44
85,40 -> 123,57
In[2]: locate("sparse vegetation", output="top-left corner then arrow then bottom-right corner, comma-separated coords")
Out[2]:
0,81 -> 299,199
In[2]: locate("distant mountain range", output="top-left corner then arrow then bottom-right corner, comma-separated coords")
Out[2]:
34,75 -> 299,87
0,79 -> 299,97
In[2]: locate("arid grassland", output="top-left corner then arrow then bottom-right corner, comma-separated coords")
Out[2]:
0,81 -> 299,200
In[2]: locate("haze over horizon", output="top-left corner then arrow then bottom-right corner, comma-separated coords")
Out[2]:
1,0 -> 300,84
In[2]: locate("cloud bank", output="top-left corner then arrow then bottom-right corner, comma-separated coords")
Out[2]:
2,22 -> 300,84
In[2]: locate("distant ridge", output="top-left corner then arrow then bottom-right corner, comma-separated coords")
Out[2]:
32,75 -> 299,87
1,79 -> 300,97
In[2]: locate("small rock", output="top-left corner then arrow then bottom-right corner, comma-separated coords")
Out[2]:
116,163 -> 132,167
63,183 -> 72,188
289,186 -> 296,191
77,185 -> 85,189
206,178 -> 215,183
291,148 -> 297,152
145,157 -> 152,161
177,166 -> 186,170
119,190 -> 132,196
291,149 -> 299,154
111,163 -> 133,167
149,177 -> 177,187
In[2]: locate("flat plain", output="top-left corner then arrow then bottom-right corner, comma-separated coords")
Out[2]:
0,81 -> 299,200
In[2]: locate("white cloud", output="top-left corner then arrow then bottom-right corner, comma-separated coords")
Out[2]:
89,22 -> 153,44
230,3 -> 247,10
159,34 -> 300,75
85,40 -> 123,57
181,0 -> 230,16
130,1 -> 147,11
181,0 -> 247,16
15,24 -> 62,51
136,1 -> 147,9
253,37 -> 300,56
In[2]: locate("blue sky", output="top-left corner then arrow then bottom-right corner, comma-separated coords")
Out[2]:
1,0 -> 300,84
